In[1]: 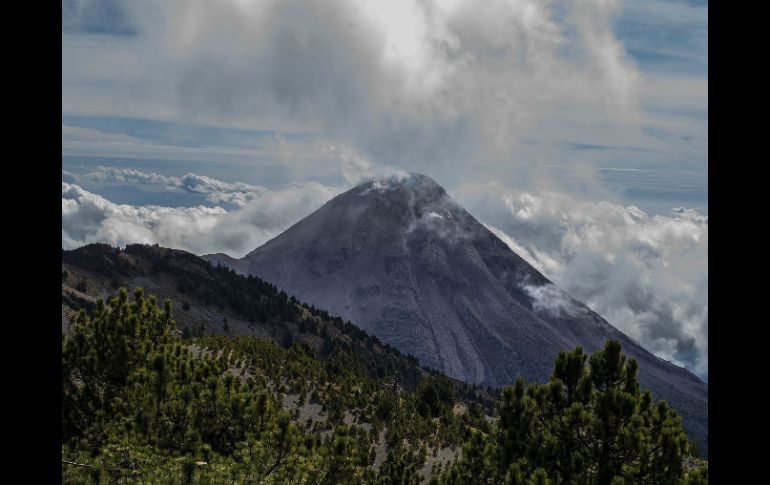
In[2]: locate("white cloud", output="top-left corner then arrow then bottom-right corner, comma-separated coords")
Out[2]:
320,143 -> 408,186
455,182 -> 708,379
79,166 -> 338,210
523,282 -> 583,318
62,175 -> 340,257
62,0 -> 652,183
83,167 -> 178,188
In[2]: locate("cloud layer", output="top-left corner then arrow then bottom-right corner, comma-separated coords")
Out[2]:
62,0 -> 697,190
455,182 -> 708,379
62,170 -> 340,256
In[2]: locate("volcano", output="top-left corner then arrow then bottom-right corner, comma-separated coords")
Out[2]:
204,173 -> 707,455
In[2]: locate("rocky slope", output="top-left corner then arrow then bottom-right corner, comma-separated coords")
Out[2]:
204,173 -> 708,456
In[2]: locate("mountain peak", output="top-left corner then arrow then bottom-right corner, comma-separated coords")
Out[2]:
208,174 -> 707,455
352,173 -> 446,198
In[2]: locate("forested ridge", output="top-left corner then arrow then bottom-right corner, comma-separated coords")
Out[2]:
61,244 -> 707,483
62,287 -> 707,484
62,243 -> 483,394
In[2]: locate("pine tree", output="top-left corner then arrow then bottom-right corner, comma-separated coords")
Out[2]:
62,285 -> 705,484
440,340 -> 703,485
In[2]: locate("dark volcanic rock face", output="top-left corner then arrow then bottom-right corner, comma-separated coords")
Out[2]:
203,173 -> 708,456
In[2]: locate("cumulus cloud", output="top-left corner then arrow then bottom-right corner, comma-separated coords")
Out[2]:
78,166 -> 341,211
83,167 -> 178,188
62,174 -> 340,257
63,0 -> 650,186
455,182 -> 708,379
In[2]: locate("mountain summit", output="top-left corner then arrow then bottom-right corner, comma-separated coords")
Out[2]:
204,173 -> 707,454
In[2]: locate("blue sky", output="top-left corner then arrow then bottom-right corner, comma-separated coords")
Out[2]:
62,0 -> 708,378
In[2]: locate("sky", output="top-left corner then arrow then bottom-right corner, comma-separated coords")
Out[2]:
62,0 -> 708,380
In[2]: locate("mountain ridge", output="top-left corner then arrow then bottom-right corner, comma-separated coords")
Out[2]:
203,173 -> 707,456
62,242 -> 500,404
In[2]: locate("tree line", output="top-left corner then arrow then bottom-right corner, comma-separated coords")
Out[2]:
62,288 -> 707,484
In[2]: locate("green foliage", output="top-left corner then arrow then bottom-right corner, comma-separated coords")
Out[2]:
62,287 -> 706,484
416,375 -> 456,418
433,341 -> 707,485
62,288 -> 314,483
376,443 -> 422,485
62,244 -> 445,395
62,288 -> 476,483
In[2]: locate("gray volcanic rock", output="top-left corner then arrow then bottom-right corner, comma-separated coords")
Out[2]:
203,173 -> 708,456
